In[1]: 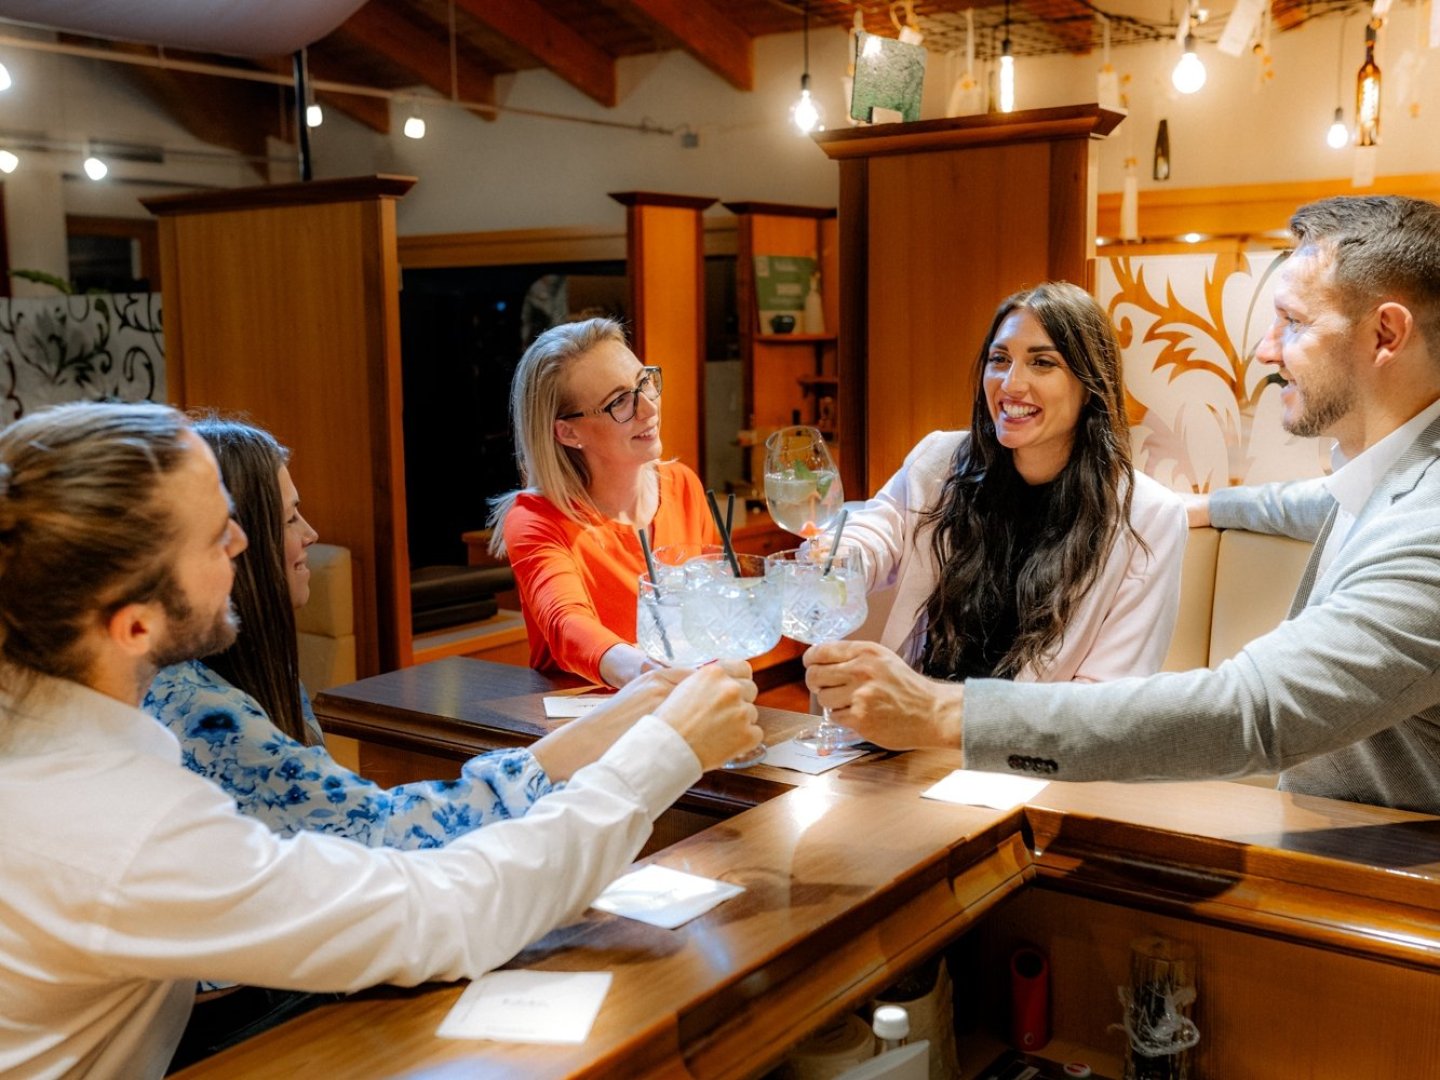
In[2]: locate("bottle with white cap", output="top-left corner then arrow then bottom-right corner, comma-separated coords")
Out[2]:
871,1004 -> 910,1055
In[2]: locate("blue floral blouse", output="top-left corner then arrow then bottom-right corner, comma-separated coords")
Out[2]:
144,660 -> 555,850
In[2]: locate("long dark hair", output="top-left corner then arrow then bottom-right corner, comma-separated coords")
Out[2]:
918,282 -> 1139,678
192,416 -> 310,744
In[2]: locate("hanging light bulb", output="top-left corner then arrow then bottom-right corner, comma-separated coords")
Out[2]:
792,74 -> 822,133
790,1 -> 823,134
403,113 -> 426,139
0,61 -> 11,93
306,102 -> 324,128
83,154 -> 107,181
1172,33 -> 1206,94
998,0 -> 1015,113
0,149 -> 17,173
1326,107 -> 1349,149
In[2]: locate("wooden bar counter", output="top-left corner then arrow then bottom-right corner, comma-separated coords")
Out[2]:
176,660 -> 1440,1078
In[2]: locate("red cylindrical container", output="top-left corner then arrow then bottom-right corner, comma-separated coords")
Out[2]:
1009,945 -> 1051,1051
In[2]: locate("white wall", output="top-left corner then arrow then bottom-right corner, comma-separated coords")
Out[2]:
1,8 -> 1438,257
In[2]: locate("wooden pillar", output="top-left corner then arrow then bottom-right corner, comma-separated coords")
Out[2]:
815,105 -> 1123,495
609,191 -> 716,475
143,175 -> 416,678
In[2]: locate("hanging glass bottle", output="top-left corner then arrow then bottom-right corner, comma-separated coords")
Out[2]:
1153,119 -> 1171,182
1355,20 -> 1382,147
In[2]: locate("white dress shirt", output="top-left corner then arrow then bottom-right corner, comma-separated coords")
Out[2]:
1315,397 -> 1440,582
0,675 -> 699,1079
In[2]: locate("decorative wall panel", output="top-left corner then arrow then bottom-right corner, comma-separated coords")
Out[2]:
1098,252 -> 1330,493
0,294 -> 164,423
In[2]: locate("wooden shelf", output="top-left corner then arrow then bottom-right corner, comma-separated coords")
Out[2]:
755,333 -> 836,344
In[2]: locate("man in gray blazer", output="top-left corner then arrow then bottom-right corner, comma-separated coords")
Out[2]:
805,195 -> 1440,815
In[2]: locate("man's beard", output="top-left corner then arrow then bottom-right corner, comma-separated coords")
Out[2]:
1282,374 -> 1354,439
150,579 -> 240,669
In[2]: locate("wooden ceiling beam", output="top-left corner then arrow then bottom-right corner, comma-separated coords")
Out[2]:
337,1 -> 497,121
622,0 -> 753,91
252,56 -> 390,134
1020,0 -> 1094,55
87,43 -> 277,168
453,0 -> 617,107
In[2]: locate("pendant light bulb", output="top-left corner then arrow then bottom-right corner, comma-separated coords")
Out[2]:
0,150 -> 17,173
1172,34 -> 1206,94
306,103 -> 324,128
403,114 -> 426,139
1326,107 -> 1349,149
792,74 -> 822,134
83,155 -> 107,181
998,43 -> 1015,113
0,62 -> 11,93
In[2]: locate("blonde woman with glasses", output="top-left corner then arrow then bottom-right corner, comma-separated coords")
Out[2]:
489,317 -> 719,687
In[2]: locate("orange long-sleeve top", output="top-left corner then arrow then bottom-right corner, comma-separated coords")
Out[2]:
503,461 -> 721,684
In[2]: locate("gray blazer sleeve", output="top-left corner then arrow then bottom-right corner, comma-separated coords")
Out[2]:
962,486 -> 1440,791
1209,476 -> 1334,542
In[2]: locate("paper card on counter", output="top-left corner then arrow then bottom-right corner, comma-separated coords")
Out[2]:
591,864 -> 744,930
542,692 -> 613,718
437,969 -> 611,1044
762,737 -> 865,774
921,769 -> 1048,810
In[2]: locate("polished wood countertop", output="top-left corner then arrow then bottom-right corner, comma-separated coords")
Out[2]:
175,659 -> 1440,1077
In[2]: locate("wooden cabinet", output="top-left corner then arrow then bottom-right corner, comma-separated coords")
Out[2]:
814,104 -> 1123,497
145,175 -> 416,677
722,201 -> 841,488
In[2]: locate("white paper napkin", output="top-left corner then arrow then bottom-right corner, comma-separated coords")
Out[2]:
542,693 -> 613,718
437,969 -> 612,1044
921,769 -> 1048,810
591,864 -> 744,929
762,737 -> 865,774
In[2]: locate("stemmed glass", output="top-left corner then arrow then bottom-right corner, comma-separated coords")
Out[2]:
764,426 -> 843,540
765,548 -> 868,753
637,547 -> 779,769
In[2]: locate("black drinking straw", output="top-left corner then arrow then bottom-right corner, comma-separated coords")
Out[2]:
636,528 -> 674,662
725,491 -> 735,535
705,489 -> 743,576
822,508 -> 850,576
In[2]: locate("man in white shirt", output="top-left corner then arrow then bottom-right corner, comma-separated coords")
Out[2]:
806,194 -> 1440,815
0,402 -> 762,1079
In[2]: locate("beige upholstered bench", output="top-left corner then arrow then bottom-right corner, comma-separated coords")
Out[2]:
295,542 -> 357,693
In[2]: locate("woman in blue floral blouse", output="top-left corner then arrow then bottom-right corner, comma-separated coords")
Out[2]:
145,418 -> 688,850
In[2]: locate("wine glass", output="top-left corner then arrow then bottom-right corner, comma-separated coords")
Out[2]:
764,426 -> 844,540
765,548 -> 868,753
639,548 -> 778,770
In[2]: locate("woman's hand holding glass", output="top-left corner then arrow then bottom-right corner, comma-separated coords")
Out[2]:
765,547 -> 868,753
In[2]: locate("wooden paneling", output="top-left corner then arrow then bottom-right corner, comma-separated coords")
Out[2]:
145,176 -> 415,676
611,192 -> 716,475
817,106 -> 1119,496
1096,172 -> 1440,243
979,889 -> 1440,1076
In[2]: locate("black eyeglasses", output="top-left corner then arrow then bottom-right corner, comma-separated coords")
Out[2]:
558,366 -> 663,423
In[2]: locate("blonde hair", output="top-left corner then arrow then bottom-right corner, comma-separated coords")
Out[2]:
487,317 -> 628,556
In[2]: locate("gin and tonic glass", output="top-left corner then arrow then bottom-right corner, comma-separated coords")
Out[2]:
639,547 -> 779,769
764,426 -> 844,540
766,547 -> 868,753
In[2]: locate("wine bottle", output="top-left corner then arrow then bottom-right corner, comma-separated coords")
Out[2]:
1356,20 -> 1381,147
1153,119 -> 1171,182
